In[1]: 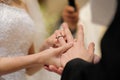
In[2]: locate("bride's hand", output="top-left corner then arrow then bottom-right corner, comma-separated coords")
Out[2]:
37,42 -> 73,67
39,30 -> 65,51
43,23 -> 75,75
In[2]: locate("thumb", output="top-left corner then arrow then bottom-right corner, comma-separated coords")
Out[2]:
93,54 -> 101,64
88,42 -> 95,54
54,42 -> 73,56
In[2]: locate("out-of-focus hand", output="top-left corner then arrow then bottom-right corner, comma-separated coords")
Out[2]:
62,5 -> 79,29
60,23 -> 95,67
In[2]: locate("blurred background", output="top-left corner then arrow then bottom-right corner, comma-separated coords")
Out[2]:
26,0 -> 107,80
38,0 -> 89,35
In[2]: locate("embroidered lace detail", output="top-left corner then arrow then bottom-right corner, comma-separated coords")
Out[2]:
0,3 -> 35,80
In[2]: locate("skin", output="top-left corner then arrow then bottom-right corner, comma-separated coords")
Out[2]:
0,0 -> 100,76
62,4 -> 79,33
0,0 -> 73,76
60,23 -> 95,67
0,42 -> 73,75
45,23 -> 100,75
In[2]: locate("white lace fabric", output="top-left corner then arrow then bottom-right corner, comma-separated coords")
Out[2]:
0,3 -> 35,80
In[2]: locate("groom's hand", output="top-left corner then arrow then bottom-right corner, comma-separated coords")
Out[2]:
44,65 -> 63,75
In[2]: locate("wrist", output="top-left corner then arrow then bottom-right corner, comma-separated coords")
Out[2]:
33,54 -> 42,64
33,52 -> 47,66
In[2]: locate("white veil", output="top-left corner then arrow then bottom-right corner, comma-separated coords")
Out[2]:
23,0 -> 60,80
24,0 -> 47,52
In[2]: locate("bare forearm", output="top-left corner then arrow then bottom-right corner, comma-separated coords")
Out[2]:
0,54 -> 42,75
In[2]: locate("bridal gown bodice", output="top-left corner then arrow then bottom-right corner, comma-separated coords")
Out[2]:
0,4 -> 35,80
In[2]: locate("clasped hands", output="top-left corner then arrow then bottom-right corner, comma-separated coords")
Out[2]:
39,23 -> 100,75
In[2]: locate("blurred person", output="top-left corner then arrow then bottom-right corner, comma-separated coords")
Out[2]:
62,0 -> 79,37
38,0 -> 68,35
62,0 -> 103,57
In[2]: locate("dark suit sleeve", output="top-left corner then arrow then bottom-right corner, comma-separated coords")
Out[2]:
61,58 -> 94,80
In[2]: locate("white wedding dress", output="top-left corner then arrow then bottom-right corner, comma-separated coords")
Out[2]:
0,3 -> 35,80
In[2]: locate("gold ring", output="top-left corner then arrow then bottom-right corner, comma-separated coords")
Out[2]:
56,35 -> 64,39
